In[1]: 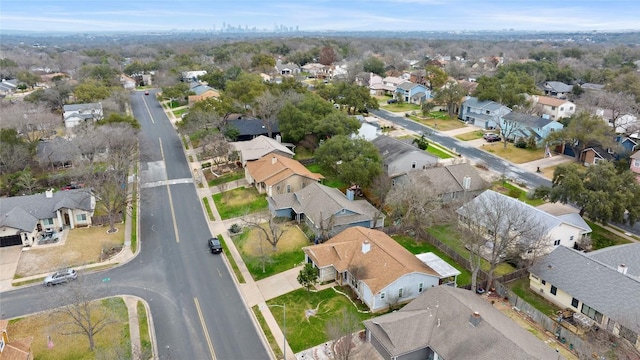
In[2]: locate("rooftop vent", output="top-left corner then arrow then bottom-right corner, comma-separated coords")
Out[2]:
618,264 -> 628,275
362,240 -> 371,254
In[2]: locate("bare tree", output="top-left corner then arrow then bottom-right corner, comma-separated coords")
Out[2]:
578,91 -> 640,136
253,90 -> 299,138
367,174 -> 392,231
245,215 -> 287,251
201,132 -> 232,168
326,308 -> 361,360
54,279 -> 117,351
498,116 -> 521,149
457,191 -> 550,290
1,102 -> 61,145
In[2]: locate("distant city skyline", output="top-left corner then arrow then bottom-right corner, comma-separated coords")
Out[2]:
1,0 -> 639,33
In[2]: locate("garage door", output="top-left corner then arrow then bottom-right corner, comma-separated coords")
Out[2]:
0,234 -> 22,247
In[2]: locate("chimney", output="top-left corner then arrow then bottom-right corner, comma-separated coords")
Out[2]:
45,188 -> 54,198
618,264 -> 628,275
469,311 -> 482,327
463,176 -> 471,190
362,240 -> 371,254
271,156 -> 277,165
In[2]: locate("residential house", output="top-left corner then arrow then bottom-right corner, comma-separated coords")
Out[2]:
529,245 -> 640,351
530,95 -> 575,120
458,97 -> 511,129
364,286 -> 563,360
222,114 -> 280,142
372,135 -> 438,179
616,135 -> 638,154
352,116 -> 381,141
395,81 -> 430,104
301,63 -> 327,78
245,153 -> 323,197
0,189 -> 95,247
275,59 -> 300,76
367,73 -> 394,96
409,69 -> 428,87
595,109 -> 639,135
393,163 -> 489,202
36,137 -> 79,169
0,79 -> 18,96
302,227 -> 445,312
231,135 -> 294,166
62,103 -> 103,128
381,76 -> 405,92
456,190 -> 592,255
187,82 -> 219,105
499,112 -> 564,146
542,81 -> 573,98
457,79 -> 479,95
0,319 -> 33,360
119,74 -> 136,90
267,183 -> 382,239
631,150 -> 640,183
181,70 -> 207,82
580,145 -> 616,166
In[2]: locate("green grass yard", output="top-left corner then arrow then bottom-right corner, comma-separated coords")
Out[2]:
212,187 -> 268,220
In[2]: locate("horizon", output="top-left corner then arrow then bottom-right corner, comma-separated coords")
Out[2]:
1,0 -> 639,33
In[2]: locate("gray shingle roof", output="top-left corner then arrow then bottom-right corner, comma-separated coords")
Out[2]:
269,182 -> 377,227
0,189 -> 93,232
503,112 -> 553,129
363,286 -> 561,360
396,81 -> 417,91
544,81 -> 573,93
63,103 -> 102,113
588,243 -> 640,278
462,97 -> 509,112
530,246 -> 640,333
372,135 -> 438,166
224,116 -> 279,137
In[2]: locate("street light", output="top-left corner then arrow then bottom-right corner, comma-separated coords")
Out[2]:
268,303 -> 287,360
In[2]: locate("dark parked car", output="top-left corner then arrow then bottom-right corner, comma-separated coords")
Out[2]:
43,268 -> 77,286
483,133 -> 501,142
387,98 -> 398,104
207,237 -> 222,254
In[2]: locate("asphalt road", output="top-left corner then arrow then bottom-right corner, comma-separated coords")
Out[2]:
0,91 -> 269,360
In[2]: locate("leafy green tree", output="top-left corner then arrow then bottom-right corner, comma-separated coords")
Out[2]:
161,82 -> 191,105
473,71 -> 538,108
74,80 -> 112,103
362,56 -> 385,76
314,135 -> 382,187
100,113 -> 140,129
278,102 -> 312,142
545,162 -> 640,225
297,263 -> 319,291
433,81 -> 466,118
16,71 -> 41,89
199,69 -> 227,90
78,64 -> 119,86
545,112 -> 617,163
224,72 -> 266,112
317,82 -> 378,114
313,112 -> 360,139
251,53 -> 276,73
425,65 -> 448,91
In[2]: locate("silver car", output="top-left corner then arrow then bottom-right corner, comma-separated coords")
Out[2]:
43,269 -> 77,286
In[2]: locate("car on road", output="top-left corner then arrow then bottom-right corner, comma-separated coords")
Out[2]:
387,98 -> 398,104
483,133 -> 501,142
144,90 -> 150,95
207,237 -> 223,254
43,268 -> 77,286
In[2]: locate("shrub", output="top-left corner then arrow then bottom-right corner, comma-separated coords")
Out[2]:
229,223 -> 242,234
514,139 -> 527,148
202,162 -> 212,169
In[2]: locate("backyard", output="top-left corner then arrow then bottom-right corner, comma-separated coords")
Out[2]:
586,220 -> 633,249
212,187 -> 268,219
7,297 -> 131,360
491,181 -> 546,206
233,222 -> 309,280
267,287 -> 375,353
305,163 -> 347,189
507,277 -> 561,316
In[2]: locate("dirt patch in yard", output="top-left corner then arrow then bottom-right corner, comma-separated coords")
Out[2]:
240,222 -> 309,256
15,224 -> 124,278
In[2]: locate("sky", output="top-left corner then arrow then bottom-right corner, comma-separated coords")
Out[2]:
1,0 -> 639,33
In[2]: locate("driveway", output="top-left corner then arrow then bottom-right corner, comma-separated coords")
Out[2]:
0,246 -> 22,289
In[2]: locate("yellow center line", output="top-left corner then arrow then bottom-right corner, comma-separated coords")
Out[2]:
194,297 -> 217,360
159,138 -> 180,243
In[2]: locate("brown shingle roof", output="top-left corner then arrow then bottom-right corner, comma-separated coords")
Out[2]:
303,227 -> 438,293
246,153 -> 323,186
535,95 -> 570,107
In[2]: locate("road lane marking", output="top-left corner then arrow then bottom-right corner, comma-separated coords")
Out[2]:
142,94 -> 154,124
159,138 -> 181,243
194,297 -> 217,360
140,178 -> 194,189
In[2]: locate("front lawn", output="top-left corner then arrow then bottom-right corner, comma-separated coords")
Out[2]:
206,170 -> 244,187
410,115 -> 466,131
481,142 -> 545,164
492,181 -> 545,206
212,187 -> 268,220
586,220 -> 632,250
508,277 -> 561,316
428,224 -> 516,277
425,143 -> 454,159
7,297 -> 131,360
393,235 -> 471,286
267,288 -> 376,353
456,130 -> 484,141
383,102 -> 421,112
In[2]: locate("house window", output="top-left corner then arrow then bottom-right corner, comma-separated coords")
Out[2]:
551,106 -> 556,110
398,288 -> 403,298
542,280 -> 546,285
43,218 -> 54,226
581,304 -> 603,323
570,235 -> 574,241
380,292 -> 385,300
571,298 -> 579,308
418,283 -> 424,293
76,214 -> 87,222
286,184 -> 291,193
560,107 -> 564,111
570,106 -> 574,111
554,239 -> 561,246
276,185 -> 281,192
391,179 -> 396,187
550,285 -> 557,295
485,110 -> 490,115
411,161 -> 416,169
634,159 -> 640,167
